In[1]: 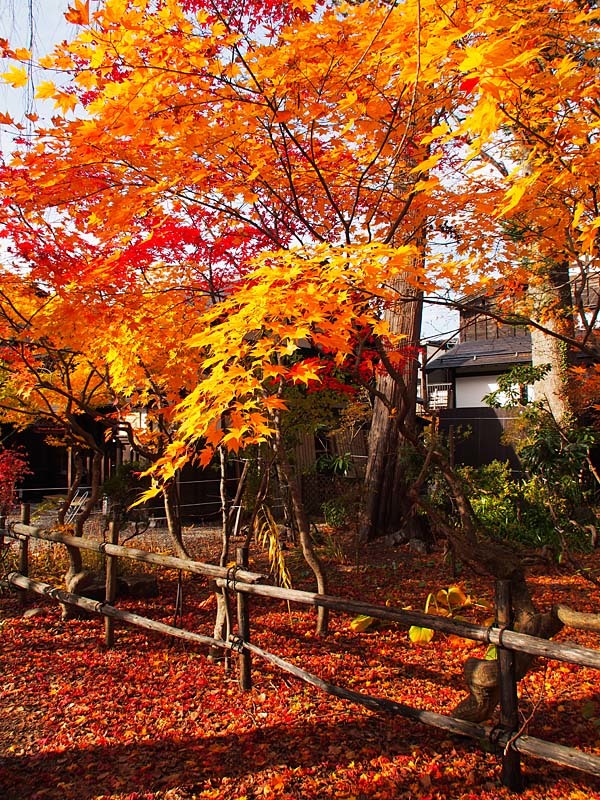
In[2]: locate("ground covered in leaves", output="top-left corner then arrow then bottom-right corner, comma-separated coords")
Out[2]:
1,528 -> 600,799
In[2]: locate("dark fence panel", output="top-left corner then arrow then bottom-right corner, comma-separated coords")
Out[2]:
300,474 -> 360,519
438,408 -> 523,471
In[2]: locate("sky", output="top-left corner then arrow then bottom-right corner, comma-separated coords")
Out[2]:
0,0 -> 458,339
0,0 -> 76,147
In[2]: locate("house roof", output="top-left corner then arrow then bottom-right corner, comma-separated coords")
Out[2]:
425,335 -> 532,372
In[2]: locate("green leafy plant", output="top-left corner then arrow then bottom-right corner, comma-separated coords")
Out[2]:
316,452 -> 353,476
447,460 -> 595,552
483,363 -> 551,409
321,497 -> 350,528
481,364 -> 600,552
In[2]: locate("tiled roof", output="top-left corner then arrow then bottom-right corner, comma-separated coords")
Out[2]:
426,335 -> 532,371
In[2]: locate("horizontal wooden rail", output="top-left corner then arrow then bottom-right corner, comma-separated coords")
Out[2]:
6,564 -> 600,783
7,570 -> 600,780
513,735 -> 600,778
215,579 -> 600,670
9,523 -> 263,584
244,639 -> 489,739
6,571 -> 491,744
7,519 -> 600,787
244,640 -> 600,778
7,572 -> 229,651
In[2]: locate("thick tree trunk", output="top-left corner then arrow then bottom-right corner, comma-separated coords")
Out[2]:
441,518 -> 563,722
419,453 -> 562,722
360,274 -> 423,540
453,607 -> 563,723
529,260 -> 575,424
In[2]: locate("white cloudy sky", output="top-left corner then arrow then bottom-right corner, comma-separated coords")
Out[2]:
0,0 -> 75,137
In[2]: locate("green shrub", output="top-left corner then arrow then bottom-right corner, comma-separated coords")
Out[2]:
321,497 -> 349,528
454,460 -> 592,552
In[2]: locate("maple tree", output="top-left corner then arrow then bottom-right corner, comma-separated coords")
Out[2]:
91,270 -> 212,560
0,444 -> 30,519
0,0 -> 457,536
0,271 -> 111,511
0,0 -> 599,672
0,230 -> 217,560
435,0 -> 600,424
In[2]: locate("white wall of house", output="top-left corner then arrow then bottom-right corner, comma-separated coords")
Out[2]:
455,375 -> 502,407
455,375 -> 534,408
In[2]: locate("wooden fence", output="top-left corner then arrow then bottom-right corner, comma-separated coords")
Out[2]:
2,511 -> 600,794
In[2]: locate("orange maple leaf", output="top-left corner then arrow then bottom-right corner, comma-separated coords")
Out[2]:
65,0 -> 90,26
198,447 -> 215,467
204,420 -> 223,447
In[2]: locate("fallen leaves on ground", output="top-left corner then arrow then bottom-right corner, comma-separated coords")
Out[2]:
1,537 -> 600,799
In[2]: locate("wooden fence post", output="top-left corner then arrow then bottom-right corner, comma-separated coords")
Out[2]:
18,504 -> 30,606
236,546 -> 252,691
104,521 -> 120,648
496,579 -> 524,793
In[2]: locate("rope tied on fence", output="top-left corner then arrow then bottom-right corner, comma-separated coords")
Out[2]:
226,563 -> 241,594
488,723 -> 507,750
484,622 -> 509,646
229,634 -> 245,653
494,623 -> 510,647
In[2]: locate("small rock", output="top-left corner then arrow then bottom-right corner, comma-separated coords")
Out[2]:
407,538 -> 428,554
385,530 -> 407,547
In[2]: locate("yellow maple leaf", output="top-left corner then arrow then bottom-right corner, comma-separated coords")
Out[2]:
102,0 -> 129,24
409,152 -> 443,174
1,65 -> 28,88
337,89 -> 358,112
35,81 -> 57,100
54,91 -> 78,114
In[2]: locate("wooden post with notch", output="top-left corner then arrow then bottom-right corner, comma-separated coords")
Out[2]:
104,521 -> 119,648
236,546 -> 252,691
496,579 -> 524,793
18,504 -> 30,606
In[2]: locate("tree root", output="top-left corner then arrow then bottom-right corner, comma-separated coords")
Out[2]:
452,609 -> 564,723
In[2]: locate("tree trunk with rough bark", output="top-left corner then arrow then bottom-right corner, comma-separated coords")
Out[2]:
529,260 -> 575,425
360,272 -> 423,540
